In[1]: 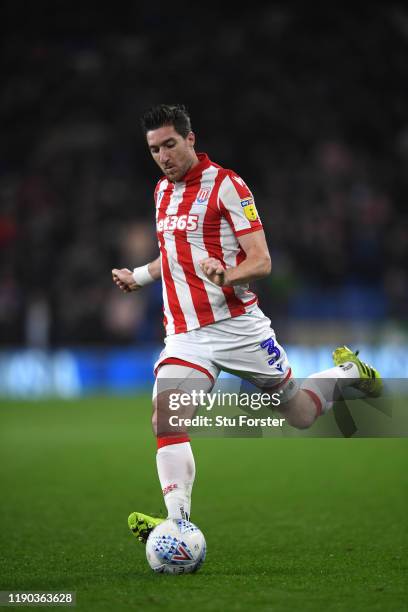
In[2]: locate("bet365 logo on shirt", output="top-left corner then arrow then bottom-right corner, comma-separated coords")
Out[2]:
157,214 -> 199,232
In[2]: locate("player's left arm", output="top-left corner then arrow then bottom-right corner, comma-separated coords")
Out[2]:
199,230 -> 271,287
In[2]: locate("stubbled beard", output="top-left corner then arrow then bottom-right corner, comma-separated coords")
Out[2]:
168,160 -> 193,182
161,154 -> 195,182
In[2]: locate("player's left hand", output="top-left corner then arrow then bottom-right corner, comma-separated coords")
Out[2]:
199,258 -> 229,286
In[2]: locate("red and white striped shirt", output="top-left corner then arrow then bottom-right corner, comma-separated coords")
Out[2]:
155,153 -> 263,335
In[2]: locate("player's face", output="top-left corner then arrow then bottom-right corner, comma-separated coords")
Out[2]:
146,125 -> 196,182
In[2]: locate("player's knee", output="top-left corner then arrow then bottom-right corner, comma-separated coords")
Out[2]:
152,390 -> 186,438
285,412 -> 315,430
151,391 -> 169,437
278,395 -> 317,430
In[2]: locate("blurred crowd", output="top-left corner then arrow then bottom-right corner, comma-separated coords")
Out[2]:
1,5 -> 407,346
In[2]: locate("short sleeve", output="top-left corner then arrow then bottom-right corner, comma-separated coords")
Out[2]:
218,172 -> 263,236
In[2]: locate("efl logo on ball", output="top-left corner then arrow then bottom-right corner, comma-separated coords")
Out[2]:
145,519 -> 206,574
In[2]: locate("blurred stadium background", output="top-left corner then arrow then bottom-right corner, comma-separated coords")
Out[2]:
0,3 -> 407,396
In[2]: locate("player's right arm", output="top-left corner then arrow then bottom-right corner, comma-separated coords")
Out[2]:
112,256 -> 161,293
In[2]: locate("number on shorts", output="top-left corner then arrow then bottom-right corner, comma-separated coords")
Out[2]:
260,337 -> 281,366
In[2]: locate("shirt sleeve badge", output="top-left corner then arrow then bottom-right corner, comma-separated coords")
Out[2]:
240,197 -> 258,221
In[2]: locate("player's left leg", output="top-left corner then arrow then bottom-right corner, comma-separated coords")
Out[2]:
276,345 -> 382,428
210,308 -> 382,430
286,345 -> 383,425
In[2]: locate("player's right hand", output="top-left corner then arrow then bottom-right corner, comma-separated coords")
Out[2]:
112,268 -> 141,292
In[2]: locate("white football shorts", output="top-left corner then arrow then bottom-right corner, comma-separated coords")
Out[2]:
154,305 -> 298,402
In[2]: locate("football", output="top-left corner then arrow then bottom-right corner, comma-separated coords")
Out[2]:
145,519 -> 206,574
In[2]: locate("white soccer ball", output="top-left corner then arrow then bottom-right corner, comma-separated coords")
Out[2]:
145,518 -> 206,574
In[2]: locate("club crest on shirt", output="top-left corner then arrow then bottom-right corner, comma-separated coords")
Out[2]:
241,197 -> 258,221
196,188 -> 211,204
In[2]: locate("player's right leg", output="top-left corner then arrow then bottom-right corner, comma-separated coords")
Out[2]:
128,511 -> 164,543
128,362 -> 215,543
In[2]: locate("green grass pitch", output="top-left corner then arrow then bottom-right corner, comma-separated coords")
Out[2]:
0,396 -> 407,611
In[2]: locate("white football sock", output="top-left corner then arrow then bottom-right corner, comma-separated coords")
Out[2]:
156,442 -> 195,521
301,362 -> 359,414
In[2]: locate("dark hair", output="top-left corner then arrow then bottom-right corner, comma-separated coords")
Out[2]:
140,104 -> 192,138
